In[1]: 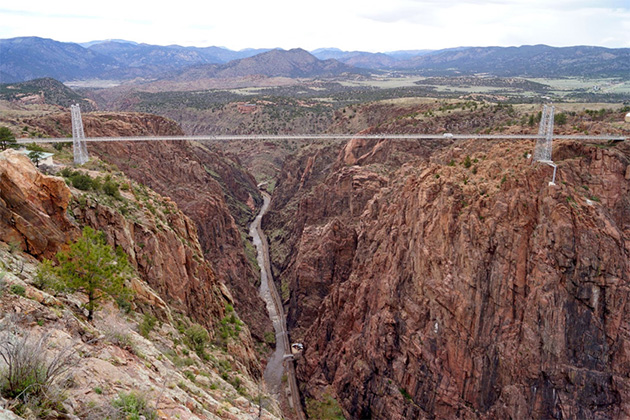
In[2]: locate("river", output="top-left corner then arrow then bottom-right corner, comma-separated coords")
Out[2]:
249,192 -> 286,392
249,191 -> 306,419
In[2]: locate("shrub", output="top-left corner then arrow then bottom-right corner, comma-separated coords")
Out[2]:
103,179 -> 122,200
554,113 -> 568,125
111,391 -> 156,420
70,173 -> 95,191
184,324 -> 210,358
9,284 -> 25,296
463,155 -> 472,169
264,331 -> 276,345
0,330 -> 74,416
139,313 -> 157,338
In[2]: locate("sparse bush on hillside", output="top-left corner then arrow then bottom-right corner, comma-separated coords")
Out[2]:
554,113 -> 568,125
111,391 -> 156,420
0,326 -> 74,417
216,304 -> 243,349
139,313 -> 157,338
184,324 -> 210,358
70,172 -> 95,191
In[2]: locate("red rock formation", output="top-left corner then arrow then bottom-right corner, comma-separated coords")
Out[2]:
267,136 -> 630,418
0,150 -> 76,258
0,147 -> 262,376
26,111 -> 273,342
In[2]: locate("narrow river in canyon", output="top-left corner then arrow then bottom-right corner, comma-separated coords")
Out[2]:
249,191 -> 305,419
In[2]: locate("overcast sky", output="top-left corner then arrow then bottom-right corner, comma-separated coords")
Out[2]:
1,0 -> 629,52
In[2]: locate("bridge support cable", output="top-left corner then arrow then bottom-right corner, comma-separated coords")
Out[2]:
70,104 -> 89,165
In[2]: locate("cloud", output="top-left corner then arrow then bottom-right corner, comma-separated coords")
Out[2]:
0,0 -> 628,51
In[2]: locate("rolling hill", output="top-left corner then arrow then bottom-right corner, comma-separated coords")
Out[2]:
0,77 -> 93,110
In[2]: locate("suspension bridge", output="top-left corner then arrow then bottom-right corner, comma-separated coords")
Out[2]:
15,104 -> 627,185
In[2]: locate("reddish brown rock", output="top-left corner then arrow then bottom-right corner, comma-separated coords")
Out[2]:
0,150 -> 76,258
26,111 -> 272,342
268,137 -> 630,419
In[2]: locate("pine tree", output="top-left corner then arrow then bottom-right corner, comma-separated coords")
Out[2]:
0,127 -> 17,151
52,227 -> 132,321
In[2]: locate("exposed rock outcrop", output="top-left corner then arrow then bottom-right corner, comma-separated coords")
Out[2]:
25,111 -> 273,342
267,133 -> 630,418
0,147 -> 262,377
0,150 -> 76,258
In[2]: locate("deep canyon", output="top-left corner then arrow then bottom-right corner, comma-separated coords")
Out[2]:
2,102 -> 630,419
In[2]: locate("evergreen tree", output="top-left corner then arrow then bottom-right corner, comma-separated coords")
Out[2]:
0,126 -> 17,151
28,150 -> 44,167
52,227 -> 132,321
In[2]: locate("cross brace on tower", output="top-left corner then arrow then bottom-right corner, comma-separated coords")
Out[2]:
532,104 -> 557,185
70,104 -> 89,165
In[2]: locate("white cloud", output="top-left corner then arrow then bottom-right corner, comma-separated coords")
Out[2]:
0,0 -> 628,51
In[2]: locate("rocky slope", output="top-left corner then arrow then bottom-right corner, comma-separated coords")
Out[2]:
264,104 -> 630,418
0,150 -> 280,418
22,111 -> 273,343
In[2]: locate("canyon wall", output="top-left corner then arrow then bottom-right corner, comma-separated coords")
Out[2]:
266,128 -> 630,418
26,112 -> 273,342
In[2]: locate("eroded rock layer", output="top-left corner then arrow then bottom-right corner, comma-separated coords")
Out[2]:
26,111 -> 273,341
266,136 -> 630,419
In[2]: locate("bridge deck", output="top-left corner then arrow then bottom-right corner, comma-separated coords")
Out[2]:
15,133 -> 628,144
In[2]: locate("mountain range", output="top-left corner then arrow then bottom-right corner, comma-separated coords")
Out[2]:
1,36 -> 629,83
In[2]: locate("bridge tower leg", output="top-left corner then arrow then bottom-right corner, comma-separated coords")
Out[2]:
532,105 -> 557,185
533,105 -> 554,162
70,104 -> 89,165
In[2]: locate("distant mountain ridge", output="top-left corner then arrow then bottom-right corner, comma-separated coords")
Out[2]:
0,37 -> 118,83
395,44 -> 630,77
1,36 -> 628,83
170,48 -> 361,81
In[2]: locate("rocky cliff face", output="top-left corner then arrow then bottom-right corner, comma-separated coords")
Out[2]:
26,111 -> 273,343
265,106 -> 630,418
0,150 -> 76,258
0,149 -> 284,420
0,148 -> 263,375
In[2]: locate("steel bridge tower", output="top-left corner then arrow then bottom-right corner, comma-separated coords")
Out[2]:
533,105 -> 554,162
70,104 -> 89,165
532,105 -> 557,185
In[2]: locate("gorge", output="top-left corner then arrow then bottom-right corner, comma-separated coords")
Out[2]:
1,100 -> 630,419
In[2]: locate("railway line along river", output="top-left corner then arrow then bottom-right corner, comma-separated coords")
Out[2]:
249,191 -> 306,420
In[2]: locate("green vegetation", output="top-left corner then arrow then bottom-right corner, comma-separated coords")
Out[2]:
0,331 -> 73,418
217,304 -> 243,348
306,393 -> 346,420
139,313 -> 158,338
184,323 -> 210,358
0,126 -> 16,150
263,331 -> 276,346
60,168 -> 124,199
554,112 -> 568,125
28,150 -> 44,167
111,391 -> 156,420
9,284 -> 25,296
40,226 -> 133,321
400,387 -> 413,401
103,177 -> 122,199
